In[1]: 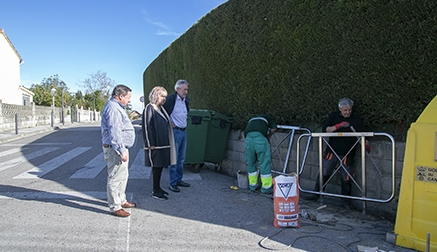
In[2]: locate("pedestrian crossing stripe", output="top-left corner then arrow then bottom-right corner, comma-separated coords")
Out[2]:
0,147 -> 59,172
0,191 -> 109,200
14,147 -> 91,179
0,147 -> 28,157
69,152 -> 106,179
0,147 -> 202,180
128,149 -> 151,179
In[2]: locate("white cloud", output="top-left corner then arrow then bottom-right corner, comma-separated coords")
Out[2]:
156,30 -> 180,36
141,9 -> 179,37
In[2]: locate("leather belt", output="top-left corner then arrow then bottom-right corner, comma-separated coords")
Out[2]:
103,144 -> 130,148
173,127 -> 186,131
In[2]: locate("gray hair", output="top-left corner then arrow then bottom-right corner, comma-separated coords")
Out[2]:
148,86 -> 167,105
111,84 -> 131,97
174,79 -> 189,91
338,97 -> 354,108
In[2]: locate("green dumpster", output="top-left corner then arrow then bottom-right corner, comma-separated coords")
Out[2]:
185,109 -> 232,172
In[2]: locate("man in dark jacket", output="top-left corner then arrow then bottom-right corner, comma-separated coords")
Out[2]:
314,97 -> 370,208
163,79 -> 191,193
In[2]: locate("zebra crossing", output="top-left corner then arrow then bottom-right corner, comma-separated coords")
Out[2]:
14,147 -> 91,179
0,145 -> 202,180
0,147 -> 58,172
68,149 -> 152,179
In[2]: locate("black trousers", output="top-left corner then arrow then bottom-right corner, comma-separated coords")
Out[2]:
152,167 -> 163,191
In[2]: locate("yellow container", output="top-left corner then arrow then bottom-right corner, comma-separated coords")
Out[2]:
394,95 -> 437,251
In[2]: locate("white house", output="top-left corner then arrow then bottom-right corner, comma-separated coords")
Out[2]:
0,28 -> 33,105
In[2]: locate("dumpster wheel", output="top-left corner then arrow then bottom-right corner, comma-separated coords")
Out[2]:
189,163 -> 204,173
214,164 -> 222,173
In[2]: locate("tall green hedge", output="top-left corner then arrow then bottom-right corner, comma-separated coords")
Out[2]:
143,0 -> 437,140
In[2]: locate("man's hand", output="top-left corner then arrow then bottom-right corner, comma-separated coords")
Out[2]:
334,121 -> 350,130
365,143 -> 371,153
121,152 -> 129,162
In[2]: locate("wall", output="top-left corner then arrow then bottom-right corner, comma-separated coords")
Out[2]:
0,101 -> 99,132
0,30 -> 22,105
221,129 -> 406,221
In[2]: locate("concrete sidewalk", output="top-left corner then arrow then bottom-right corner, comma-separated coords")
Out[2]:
0,121 -> 100,143
0,124 -> 60,143
0,123 -> 415,252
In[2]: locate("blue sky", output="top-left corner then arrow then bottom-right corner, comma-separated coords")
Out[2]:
0,0 -> 227,111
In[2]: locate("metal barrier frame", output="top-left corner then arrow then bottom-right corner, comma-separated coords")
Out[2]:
297,132 -> 396,210
270,125 -> 311,175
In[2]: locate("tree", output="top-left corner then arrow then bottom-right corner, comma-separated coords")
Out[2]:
70,91 -> 85,108
80,70 -> 116,102
83,90 -> 106,112
30,74 -> 71,107
31,83 -> 51,106
125,102 -> 132,114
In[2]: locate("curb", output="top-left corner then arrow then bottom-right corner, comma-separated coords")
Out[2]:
0,127 -> 55,144
0,123 -> 76,144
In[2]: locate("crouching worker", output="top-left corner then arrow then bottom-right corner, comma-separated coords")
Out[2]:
313,97 -> 369,208
244,115 -> 277,194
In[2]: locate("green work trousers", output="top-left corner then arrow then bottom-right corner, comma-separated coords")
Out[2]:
245,132 -> 272,192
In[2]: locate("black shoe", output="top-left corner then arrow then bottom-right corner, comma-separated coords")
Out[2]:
341,200 -> 353,210
261,187 -> 273,194
159,188 -> 169,195
177,181 -> 190,187
301,193 -> 319,201
152,188 -> 169,196
152,191 -> 168,200
169,185 -> 180,192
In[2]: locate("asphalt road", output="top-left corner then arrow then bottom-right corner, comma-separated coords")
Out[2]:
0,122 -> 416,252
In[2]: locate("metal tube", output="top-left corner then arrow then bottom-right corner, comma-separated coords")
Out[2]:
361,135 -> 366,214
298,131 -> 396,203
282,129 -> 295,173
426,232 -> 430,252
299,128 -> 312,174
318,136 -> 323,194
15,114 -> 18,134
62,90 -> 64,125
350,126 -> 382,176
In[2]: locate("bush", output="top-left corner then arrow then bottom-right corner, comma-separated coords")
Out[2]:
143,0 -> 437,140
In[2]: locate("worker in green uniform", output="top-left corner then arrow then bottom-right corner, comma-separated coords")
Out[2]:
244,114 -> 277,193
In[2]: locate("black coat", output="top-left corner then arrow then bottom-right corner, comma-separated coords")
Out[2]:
142,103 -> 176,167
162,92 -> 190,116
322,111 -> 365,166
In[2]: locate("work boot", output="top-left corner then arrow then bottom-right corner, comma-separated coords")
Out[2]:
249,184 -> 259,192
341,180 -> 352,196
261,186 -> 273,194
301,193 -> 319,201
314,175 -> 330,191
340,180 -> 352,209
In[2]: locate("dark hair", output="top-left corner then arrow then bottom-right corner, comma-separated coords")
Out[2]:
112,84 -> 132,97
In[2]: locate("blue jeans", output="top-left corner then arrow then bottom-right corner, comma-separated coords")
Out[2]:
322,153 -> 353,182
168,128 -> 186,186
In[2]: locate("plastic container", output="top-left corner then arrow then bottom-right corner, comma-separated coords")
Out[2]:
185,109 -> 232,172
237,170 -> 248,189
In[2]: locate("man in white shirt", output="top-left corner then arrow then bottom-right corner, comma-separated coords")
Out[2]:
163,80 -> 191,192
